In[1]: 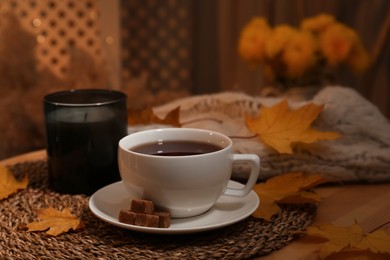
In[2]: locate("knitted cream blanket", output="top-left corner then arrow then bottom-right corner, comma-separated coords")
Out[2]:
152,86 -> 390,182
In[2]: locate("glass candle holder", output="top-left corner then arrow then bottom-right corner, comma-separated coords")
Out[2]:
44,89 -> 128,195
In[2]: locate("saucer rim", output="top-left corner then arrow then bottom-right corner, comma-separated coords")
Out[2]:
88,180 -> 259,234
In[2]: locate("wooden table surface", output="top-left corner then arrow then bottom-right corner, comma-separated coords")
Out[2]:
1,150 -> 390,259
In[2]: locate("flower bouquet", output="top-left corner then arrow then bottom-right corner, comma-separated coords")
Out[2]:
238,14 -> 370,92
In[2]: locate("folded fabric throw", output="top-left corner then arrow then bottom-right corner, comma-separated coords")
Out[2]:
153,86 -> 390,182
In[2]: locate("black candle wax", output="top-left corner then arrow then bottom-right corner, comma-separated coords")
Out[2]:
44,90 -> 127,195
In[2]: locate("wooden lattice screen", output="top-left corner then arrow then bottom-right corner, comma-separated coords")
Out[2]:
0,0 -> 104,79
120,0 -> 193,93
0,0 -> 193,93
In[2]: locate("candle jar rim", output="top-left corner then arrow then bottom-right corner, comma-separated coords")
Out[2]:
44,89 -> 126,107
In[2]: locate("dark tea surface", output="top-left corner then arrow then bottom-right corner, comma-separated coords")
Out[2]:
131,140 -> 222,156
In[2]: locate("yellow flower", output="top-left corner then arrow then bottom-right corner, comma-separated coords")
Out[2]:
347,43 -> 371,72
237,14 -> 370,86
283,30 -> 318,78
265,25 -> 296,59
238,17 -> 271,65
301,13 -> 336,33
319,23 -> 358,66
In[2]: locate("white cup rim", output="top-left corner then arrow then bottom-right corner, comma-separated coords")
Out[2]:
119,127 -> 232,158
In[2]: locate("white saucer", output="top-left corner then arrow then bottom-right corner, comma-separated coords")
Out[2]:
89,181 -> 259,234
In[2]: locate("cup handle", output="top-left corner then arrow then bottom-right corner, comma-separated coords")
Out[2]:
224,154 -> 260,197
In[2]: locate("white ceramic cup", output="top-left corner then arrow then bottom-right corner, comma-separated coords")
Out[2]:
118,128 -> 260,218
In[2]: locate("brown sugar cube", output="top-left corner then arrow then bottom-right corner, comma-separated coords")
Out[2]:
118,209 -> 136,225
131,199 -> 155,214
134,213 -> 159,227
154,211 -> 171,228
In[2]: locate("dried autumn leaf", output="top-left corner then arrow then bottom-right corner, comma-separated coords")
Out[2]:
252,195 -> 280,220
356,229 -> 390,254
128,106 -> 181,127
277,190 -> 322,204
302,222 -> 390,259
128,107 -> 154,125
156,106 -> 181,126
252,172 -> 330,220
0,164 -> 28,200
304,223 -> 363,258
245,100 -> 341,154
27,207 -> 84,236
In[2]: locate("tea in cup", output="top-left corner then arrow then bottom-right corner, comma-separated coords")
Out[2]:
118,128 -> 260,218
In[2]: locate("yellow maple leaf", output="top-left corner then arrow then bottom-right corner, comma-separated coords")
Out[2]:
252,172 -> 330,220
128,106 -> 181,127
27,207 -> 84,236
245,100 -> 341,154
356,229 -> 390,254
302,222 -> 390,259
304,223 -> 364,258
127,107 -> 152,125
0,164 -> 28,200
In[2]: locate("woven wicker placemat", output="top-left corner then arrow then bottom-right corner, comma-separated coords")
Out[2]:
0,161 -> 316,259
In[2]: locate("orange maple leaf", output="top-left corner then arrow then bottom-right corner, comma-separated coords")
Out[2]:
356,229 -> 390,254
27,207 -> 84,236
245,100 -> 341,154
128,106 -> 181,127
302,222 -> 390,259
0,165 -> 28,200
252,172 -> 331,220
